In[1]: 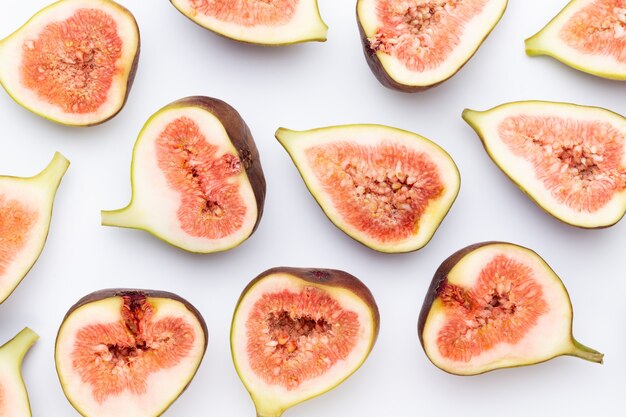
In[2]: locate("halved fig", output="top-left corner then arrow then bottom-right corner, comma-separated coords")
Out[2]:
0,0 -> 140,126
276,124 -> 460,253
231,267 -> 379,417
463,101 -> 626,228
357,0 -> 508,91
0,328 -> 38,417
55,289 -> 208,417
526,0 -> 626,80
0,152 -> 69,304
418,242 -> 603,376
101,96 -> 266,253
169,0 -> 328,45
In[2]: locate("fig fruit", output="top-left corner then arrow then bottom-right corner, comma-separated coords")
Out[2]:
169,0 -> 328,45
525,0 -> 626,80
231,267 -> 379,417
275,124 -> 460,253
357,0 -> 508,91
0,0 -> 140,126
0,152 -> 69,304
418,242 -> 604,376
55,289 -> 208,417
463,101 -> 626,228
101,96 -> 266,253
0,328 -> 38,417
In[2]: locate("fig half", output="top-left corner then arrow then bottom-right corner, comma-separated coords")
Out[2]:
0,0 -> 140,126
357,0 -> 508,91
0,328 -> 38,417
231,267 -> 379,417
525,0 -> 626,80
0,152 -> 69,304
102,96 -> 266,253
55,289 -> 208,417
418,242 -> 603,376
276,124 -> 460,253
463,101 -> 626,228
169,0 -> 328,45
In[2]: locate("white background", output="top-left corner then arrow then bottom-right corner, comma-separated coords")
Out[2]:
0,1 -> 624,416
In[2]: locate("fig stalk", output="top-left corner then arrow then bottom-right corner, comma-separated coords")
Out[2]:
101,205 -> 145,229
34,152 -> 70,185
568,340 -> 604,364
0,328 -> 39,365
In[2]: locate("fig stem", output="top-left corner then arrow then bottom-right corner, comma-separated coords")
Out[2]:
35,152 -> 70,185
568,340 -> 604,364
524,35 -> 544,57
101,206 -> 141,229
0,327 -> 39,367
461,108 -> 482,124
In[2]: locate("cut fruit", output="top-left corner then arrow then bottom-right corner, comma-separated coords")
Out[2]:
169,0 -> 328,45
0,0 -> 140,126
0,328 -> 39,417
418,242 -> 604,376
101,96 -> 266,253
276,124 -> 460,253
231,267 -> 379,417
0,152 -> 69,304
526,0 -> 626,80
55,289 -> 208,417
463,101 -> 626,228
357,0 -> 508,91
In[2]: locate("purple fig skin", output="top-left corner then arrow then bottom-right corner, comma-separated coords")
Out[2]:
237,267 -> 380,339
417,242 -> 495,347
167,96 -> 267,233
357,17 -> 433,93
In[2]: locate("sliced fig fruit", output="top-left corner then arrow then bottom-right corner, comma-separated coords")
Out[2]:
0,152 -> 69,304
0,0 -> 140,126
463,101 -> 626,228
169,0 -> 328,45
526,0 -> 626,80
0,328 -> 39,417
101,96 -> 266,253
418,242 -> 603,376
55,289 -> 208,417
357,0 -> 508,91
231,267 -> 379,417
276,124 -> 460,253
